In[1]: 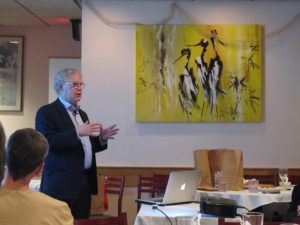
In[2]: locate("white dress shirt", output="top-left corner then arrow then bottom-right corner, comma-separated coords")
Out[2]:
58,96 -> 92,169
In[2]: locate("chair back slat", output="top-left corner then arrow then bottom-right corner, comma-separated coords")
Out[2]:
294,217 -> 300,224
136,173 -> 169,213
105,190 -> 121,194
106,183 -> 123,188
289,175 -> 300,185
152,173 -> 169,195
104,176 -> 125,217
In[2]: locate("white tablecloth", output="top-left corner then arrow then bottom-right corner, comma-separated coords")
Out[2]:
195,189 -> 292,213
134,189 -> 292,225
134,203 -> 240,225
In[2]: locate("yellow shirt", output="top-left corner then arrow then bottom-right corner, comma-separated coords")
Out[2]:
0,188 -> 73,225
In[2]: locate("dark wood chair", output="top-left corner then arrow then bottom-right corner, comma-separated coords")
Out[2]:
90,176 -> 126,220
152,172 -> 169,197
244,173 -> 277,186
294,217 -> 300,224
137,175 -> 154,213
74,212 -> 128,225
104,176 -> 125,217
288,175 -> 300,185
136,173 -> 169,213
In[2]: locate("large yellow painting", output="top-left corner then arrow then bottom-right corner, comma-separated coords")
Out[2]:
136,25 -> 262,122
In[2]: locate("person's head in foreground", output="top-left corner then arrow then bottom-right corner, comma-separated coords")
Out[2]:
4,128 -> 48,187
0,128 -> 74,225
0,122 -> 6,184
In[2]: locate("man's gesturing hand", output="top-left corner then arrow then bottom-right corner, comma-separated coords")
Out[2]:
100,124 -> 119,142
76,121 -> 101,137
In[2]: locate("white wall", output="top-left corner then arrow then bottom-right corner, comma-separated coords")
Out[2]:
82,1 -> 300,168
0,26 -> 81,137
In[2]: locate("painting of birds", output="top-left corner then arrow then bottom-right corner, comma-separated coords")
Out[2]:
136,24 -> 262,122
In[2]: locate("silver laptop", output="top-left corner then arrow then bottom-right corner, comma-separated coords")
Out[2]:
136,170 -> 201,206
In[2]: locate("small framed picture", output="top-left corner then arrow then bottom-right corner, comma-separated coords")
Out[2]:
0,36 -> 24,111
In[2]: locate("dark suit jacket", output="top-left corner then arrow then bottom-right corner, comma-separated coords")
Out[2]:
280,185 -> 300,222
35,98 -> 107,200
289,185 -> 300,212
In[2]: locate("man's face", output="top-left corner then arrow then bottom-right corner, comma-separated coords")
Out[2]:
60,71 -> 83,106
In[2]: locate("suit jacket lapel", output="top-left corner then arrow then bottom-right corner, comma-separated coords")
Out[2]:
78,110 -> 88,123
54,98 -> 76,129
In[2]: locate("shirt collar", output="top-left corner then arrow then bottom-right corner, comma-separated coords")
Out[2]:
58,96 -> 80,112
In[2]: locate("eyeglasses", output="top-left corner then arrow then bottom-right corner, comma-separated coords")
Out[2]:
65,82 -> 85,89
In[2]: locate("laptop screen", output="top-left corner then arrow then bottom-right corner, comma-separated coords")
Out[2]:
162,170 -> 201,204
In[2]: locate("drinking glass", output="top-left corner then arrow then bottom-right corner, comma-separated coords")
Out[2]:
248,179 -> 259,193
279,168 -> 288,182
242,212 -> 264,225
218,179 -> 228,192
175,216 -> 199,225
214,171 -> 222,188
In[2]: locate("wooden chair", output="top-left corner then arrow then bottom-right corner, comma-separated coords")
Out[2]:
288,175 -> 300,185
75,212 -> 128,225
244,173 -> 277,186
104,176 -> 125,217
137,175 -> 154,213
136,173 -> 169,213
294,217 -> 300,224
90,176 -> 126,219
152,172 -> 169,197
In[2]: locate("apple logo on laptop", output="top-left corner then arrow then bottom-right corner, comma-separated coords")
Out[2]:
180,183 -> 186,191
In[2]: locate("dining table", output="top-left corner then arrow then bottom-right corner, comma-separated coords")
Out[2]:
134,188 -> 293,225
134,203 -> 241,225
195,188 -> 292,214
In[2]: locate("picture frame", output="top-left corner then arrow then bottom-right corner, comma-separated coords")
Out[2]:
0,36 -> 23,111
136,25 -> 262,122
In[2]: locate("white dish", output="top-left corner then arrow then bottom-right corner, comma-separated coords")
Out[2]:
279,182 -> 292,190
259,187 -> 281,193
278,186 -> 292,191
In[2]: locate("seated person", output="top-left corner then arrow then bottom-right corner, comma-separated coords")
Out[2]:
0,128 -> 73,225
0,122 -> 5,184
282,185 -> 300,222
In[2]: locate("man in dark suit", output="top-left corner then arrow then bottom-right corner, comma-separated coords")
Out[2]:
284,185 -> 300,221
35,68 -> 119,219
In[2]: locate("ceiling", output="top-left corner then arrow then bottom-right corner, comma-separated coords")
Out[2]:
0,0 -> 82,26
0,0 -> 298,27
